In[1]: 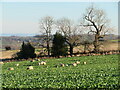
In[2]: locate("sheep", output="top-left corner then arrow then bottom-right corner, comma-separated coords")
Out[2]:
66,64 -> 69,67
30,60 -> 35,62
92,54 -> 96,56
0,62 -> 4,64
72,63 -> 77,66
68,55 -> 71,57
15,64 -> 19,66
8,67 -> 14,70
60,63 -> 65,67
41,61 -> 46,65
83,62 -> 87,64
76,54 -> 80,56
38,62 -> 41,65
39,61 -> 46,65
27,66 -> 33,70
76,61 -> 80,64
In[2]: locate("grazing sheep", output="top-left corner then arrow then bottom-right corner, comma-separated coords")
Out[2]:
15,64 -> 19,66
38,62 -> 41,65
60,64 -> 65,67
0,62 -> 4,64
92,54 -> 96,56
8,67 -> 14,70
66,64 -> 69,67
68,55 -> 71,57
27,66 -> 33,70
30,60 -> 35,62
109,51 -> 112,55
72,63 -> 77,66
83,62 -> 87,64
40,61 -> 46,65
76,54 -> 80,56
76,61 -> 80,64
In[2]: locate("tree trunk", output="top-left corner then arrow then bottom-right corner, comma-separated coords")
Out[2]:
84,44 -> 87,54
93,34 -> 100,53
69,44 -> 73,57
47,41 -> 50,57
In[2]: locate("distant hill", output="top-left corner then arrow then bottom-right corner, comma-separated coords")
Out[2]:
0,33 -> 36,36
1,34 -> 119,50
1,36 -> 40,50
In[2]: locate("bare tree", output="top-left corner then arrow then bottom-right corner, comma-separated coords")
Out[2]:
81,35 -> 93,53
39,16 -> 54,56
81,5 -> 113,52
57,18 -> 81,56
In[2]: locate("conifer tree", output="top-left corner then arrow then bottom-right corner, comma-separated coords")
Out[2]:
51,32 -> 68,58
16,41 -> 36,59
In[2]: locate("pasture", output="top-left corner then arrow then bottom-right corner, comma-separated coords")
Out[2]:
1,54 -> 119,88
0,41 -> 119,59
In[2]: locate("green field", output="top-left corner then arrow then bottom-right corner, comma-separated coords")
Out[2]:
1,55 -> 119,89
110,39 -> 120,42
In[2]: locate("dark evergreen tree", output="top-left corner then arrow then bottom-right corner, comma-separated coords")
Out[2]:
16,41 -> 36,59
51,32 -> 68,58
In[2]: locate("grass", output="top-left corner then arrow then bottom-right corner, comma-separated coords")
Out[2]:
110,39 -> 120,42
1,54 -> 119,89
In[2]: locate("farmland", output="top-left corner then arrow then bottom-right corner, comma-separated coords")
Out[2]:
1,54 -> 119,89
1,41 -> 119,59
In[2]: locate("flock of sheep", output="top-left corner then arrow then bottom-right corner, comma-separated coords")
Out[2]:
0,59 -> 87,71
58,61 -> 86,67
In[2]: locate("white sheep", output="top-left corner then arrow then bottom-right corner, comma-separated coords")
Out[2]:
27,66 -> 33,70
66,64 -> 69,67
40,61 -> 46,65
38,62 -> 41,65
0,62 -> 4,64
60,64 -> 65,67
30,60 -> 35,62
72,63 -> 77,66
8,67 -> 14,70
83,62 -> 87,64
15,64 -> 19,66
76,61 -> 80,64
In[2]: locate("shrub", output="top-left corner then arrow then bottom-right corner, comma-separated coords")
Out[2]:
16,41 -> 36,59
5,46 -> 11,50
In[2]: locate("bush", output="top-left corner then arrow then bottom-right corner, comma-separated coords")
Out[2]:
5,46 -> 11,50
16,42 -> 36,59
51,32 -> 68,57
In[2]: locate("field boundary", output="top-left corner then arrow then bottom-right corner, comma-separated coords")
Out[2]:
1,50 -> 119,63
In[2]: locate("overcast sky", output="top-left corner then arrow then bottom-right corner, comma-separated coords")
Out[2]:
0,1 -> 118,35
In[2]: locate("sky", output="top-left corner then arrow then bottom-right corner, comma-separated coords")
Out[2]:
0,1 -> 118,35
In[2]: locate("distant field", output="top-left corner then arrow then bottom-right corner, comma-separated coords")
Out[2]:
109,39 -> 120,42
73,41 -> 119,53
0,41 -> 119,59
0,50 -> 19,59
2,54 -> 119,88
